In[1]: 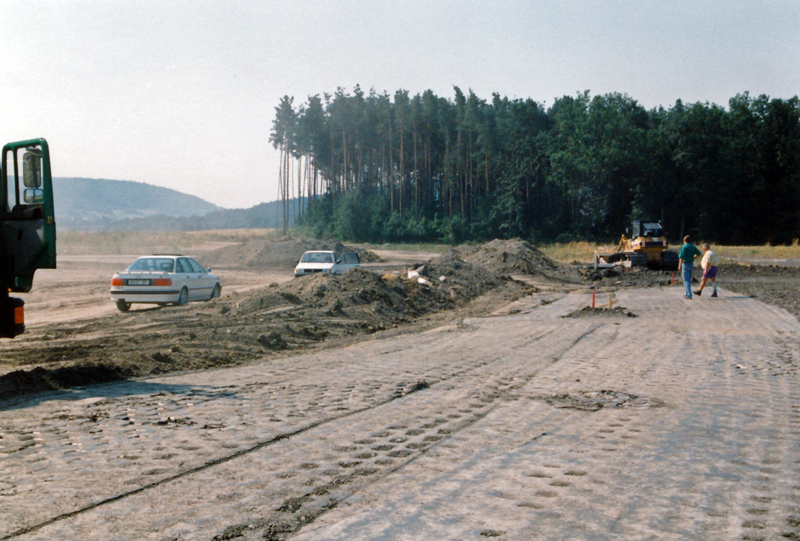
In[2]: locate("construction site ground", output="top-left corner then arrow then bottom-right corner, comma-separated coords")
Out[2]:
2,238 -> 800,540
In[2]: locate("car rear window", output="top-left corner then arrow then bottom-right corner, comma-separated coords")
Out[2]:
128,258 -> 174,272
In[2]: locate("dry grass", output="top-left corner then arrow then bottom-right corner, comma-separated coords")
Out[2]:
712,240 -> 800,261
362,242 -> 451,254
538,240 -> 800,264
58,229 -> 280,255
537,242 -> 602,264
57,230 -> 800,265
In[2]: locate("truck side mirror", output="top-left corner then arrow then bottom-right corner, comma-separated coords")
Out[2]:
23,188 -> 44,204
22,150 -> 42,188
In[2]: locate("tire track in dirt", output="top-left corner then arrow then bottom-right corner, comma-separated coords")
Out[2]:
279,290 -> 800,540
2,383 -> 432,540
3,308 -> 607,540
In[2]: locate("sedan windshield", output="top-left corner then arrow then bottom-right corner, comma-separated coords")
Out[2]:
300,252 -> 334,264
128,258 -> 174,273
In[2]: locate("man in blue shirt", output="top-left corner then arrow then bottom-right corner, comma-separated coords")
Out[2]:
678,235 -> 702,299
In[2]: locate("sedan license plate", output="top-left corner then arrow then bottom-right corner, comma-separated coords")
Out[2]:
127,279 -> 150,286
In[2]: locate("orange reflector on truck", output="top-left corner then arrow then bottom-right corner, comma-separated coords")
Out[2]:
153,278 -> 172,286
14,305 -> 23,325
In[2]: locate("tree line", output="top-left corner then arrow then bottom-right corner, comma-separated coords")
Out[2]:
270,87 -> 800,245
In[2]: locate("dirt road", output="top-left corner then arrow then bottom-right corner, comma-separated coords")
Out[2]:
12,255 -> 293,329
3,286 -> 800,540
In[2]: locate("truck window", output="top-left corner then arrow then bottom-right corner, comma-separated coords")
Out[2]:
4,148 -> 17,212
4,147 -> 45,213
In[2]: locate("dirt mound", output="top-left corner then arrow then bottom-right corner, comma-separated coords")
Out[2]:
0,246 -> 535,402
450,239 -> 580,282
204,237 -> 380,270
580,266 -> 676,289
563,306 -> 638,318
235,257 -> 519,331
6,240 -> 800,405
536,390 -> 661,411
0,364 -> 133,399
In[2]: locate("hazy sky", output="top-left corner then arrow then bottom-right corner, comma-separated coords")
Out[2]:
2,1 -> 798,209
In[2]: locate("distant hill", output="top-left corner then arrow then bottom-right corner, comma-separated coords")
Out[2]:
54,178 -> 222,230
105,200 -> 298,231
53,177 -> 299,231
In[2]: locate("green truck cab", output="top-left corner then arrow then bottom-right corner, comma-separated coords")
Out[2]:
0,138 -> 56,337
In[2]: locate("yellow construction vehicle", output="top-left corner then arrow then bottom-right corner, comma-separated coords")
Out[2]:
594,220 -> 678,270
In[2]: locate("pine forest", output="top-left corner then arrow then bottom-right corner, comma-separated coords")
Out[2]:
270,86 -> 800,245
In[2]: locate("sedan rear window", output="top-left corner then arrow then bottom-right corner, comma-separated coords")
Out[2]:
128,258 -> 174,272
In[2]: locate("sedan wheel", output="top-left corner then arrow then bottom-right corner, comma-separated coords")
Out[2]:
116,300 -> 131,312
175,287 -> 189,306
208,283 -> 221,301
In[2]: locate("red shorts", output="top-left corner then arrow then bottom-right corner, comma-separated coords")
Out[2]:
703,266 -> 717,279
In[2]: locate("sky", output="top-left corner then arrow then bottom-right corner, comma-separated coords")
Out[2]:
2,0 -> 798,209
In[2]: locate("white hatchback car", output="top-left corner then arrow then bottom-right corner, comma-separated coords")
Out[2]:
110,255 -> 221,312
294,250 -> 360,277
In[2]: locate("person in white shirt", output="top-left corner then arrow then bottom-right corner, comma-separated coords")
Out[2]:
694,243 -> 719,297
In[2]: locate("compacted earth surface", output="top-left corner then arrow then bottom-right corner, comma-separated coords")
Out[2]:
1,237 -> 798,402
4,238 -> 800,540
0,239 -> 800,541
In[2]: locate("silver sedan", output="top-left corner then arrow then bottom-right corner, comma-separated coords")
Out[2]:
110,255 -> 221,312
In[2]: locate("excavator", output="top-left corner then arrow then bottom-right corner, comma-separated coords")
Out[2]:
594,219 -> 679,270
0,139 -> 56,337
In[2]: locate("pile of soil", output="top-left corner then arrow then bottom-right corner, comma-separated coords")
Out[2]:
563,306 -> 638,319
204,237 -> 380,270
4,238 -> 800,403
452,239 -> 580,282
580,265 -> 676,289
0,241 -> 538,402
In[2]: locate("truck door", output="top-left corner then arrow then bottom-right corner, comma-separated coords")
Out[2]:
1,139 -> 56,293
0,138 -> 55,337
